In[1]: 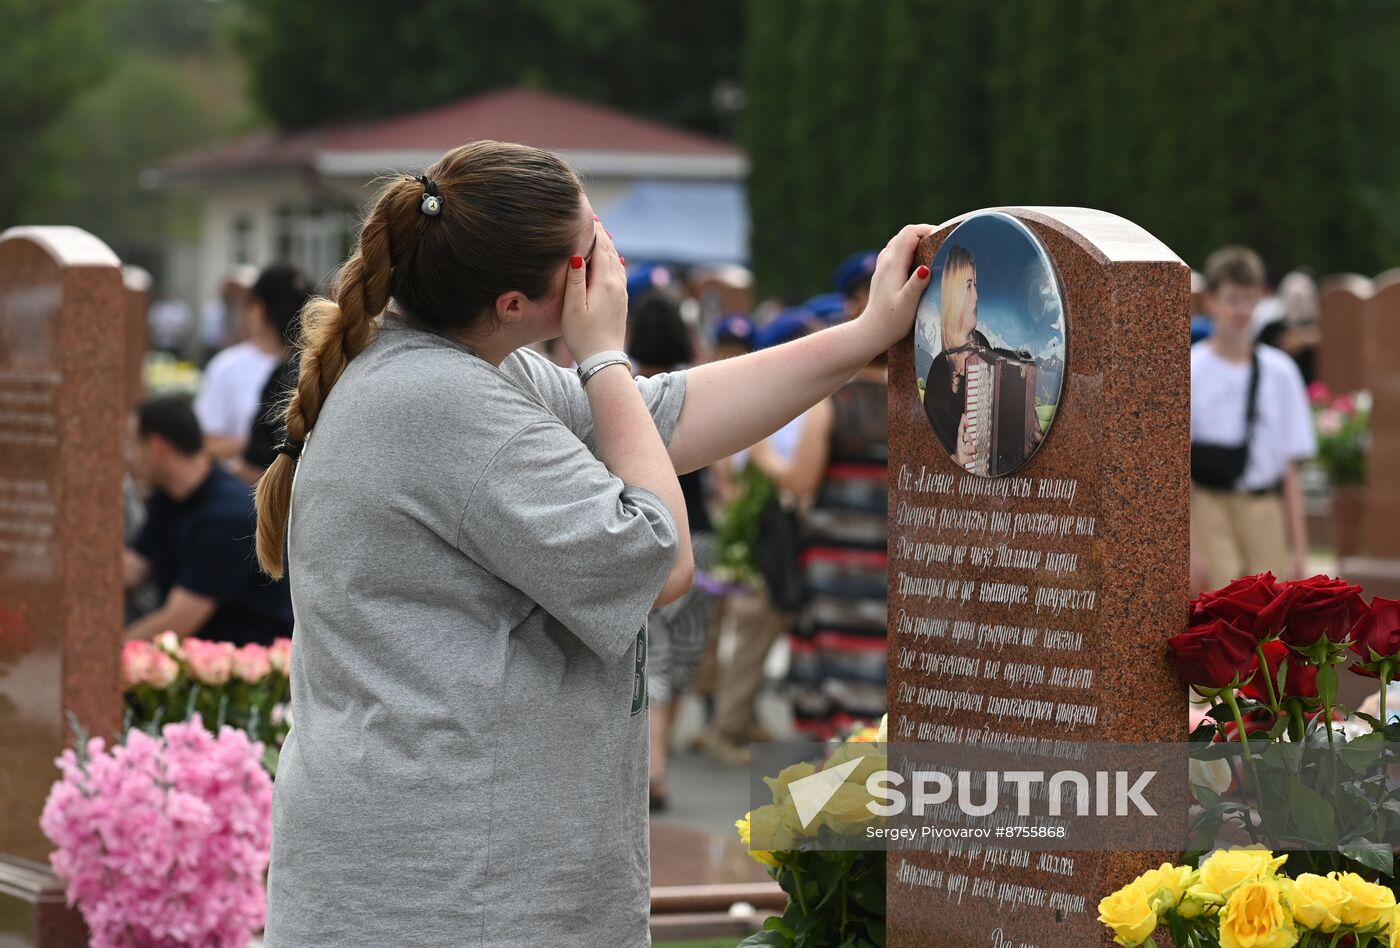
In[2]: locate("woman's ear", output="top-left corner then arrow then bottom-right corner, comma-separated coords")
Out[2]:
494,290 -> 527,324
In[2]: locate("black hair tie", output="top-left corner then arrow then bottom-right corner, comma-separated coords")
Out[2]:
276,438 -> 304,462
417,174 -> 442,216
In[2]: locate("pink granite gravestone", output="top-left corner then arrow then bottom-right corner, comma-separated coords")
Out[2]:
1342,270 -> 1400,597
887,208 -> 1190,947
0,226 -> 126,947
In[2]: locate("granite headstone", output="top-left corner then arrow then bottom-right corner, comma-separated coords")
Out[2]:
0,226 -> 126,947
886,207 -> 1190,947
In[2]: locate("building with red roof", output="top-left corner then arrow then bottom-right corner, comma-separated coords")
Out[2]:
148,87 -> 747,319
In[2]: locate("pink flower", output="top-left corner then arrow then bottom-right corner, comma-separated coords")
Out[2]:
1316,408 -> 1343,436
183,638 -> 234,686
145,650 -> 180,689
268,637 -> 292,677
1332,393 -> 1355,415
39,718 -> 272,947
231,643 -> 271,684
1308,380 -> 1332,406
121,640 -> 155,689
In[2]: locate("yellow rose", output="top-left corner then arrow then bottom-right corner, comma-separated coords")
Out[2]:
762,762 -> 817,807
1179,881 -> 1225,919
1197,849 -> 1289,900
1098,883 -> 1158,947
816,782 -> 880,834
822,740 -> 886,788
1219,880 -> 1298,948
747,803 -> 799,853
734,812 -> 781,868
1390,904 -> 1399,948
1287,873 -> 1348,933
1333,872 -> 1396,931
1130,863 -> 1193,916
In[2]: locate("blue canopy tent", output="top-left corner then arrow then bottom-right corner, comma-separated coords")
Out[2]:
599,182 -> 749,266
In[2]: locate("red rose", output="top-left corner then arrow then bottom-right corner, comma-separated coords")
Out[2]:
1277,575 -> 1368,648
1168,618 -> 1258,691
1349,597 -> 1400,677
1192,572 -> 1290,640
1241,639 -> 1319,702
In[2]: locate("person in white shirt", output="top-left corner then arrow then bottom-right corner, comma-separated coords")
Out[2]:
194,273 -> 287,460
1190,246 -> 1316,594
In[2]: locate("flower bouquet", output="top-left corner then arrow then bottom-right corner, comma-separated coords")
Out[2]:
40,716 -> 273,948
1308,383 -> 1370,490
123,632 -> 292,774
1171,572 -> 1400,883
1100,849 -> 1397,947
735,717 -> 888,947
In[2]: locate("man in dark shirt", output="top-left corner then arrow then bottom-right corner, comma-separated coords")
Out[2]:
123,395 -> 293,645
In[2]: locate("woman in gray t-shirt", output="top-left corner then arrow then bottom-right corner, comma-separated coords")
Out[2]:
253,140 -> 932,948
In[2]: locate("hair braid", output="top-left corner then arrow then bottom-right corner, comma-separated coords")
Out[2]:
253,181 -> 418,577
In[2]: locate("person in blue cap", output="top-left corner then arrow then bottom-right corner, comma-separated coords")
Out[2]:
712,314 -> 755,362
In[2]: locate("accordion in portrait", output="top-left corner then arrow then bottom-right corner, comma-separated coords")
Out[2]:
962,347 -> 1038,477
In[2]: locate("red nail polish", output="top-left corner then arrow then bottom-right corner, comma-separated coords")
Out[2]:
916,265 -> 930,280
619,256 -> 626,267
570,255 -> 584,270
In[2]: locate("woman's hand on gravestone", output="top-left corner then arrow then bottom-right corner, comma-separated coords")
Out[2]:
562,221 -> 627,363
856,223 -> 936,351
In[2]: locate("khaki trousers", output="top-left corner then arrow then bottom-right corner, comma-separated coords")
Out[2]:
712,589 -> 791,741
1191,486 -> 1289,590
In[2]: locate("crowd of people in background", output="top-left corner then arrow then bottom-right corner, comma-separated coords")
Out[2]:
122,231 -> 1339,807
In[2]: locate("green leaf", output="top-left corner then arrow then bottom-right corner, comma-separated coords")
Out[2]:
1287,780 -> 1339,846
1340,844 -> 1394,877
739,931 -> 793,948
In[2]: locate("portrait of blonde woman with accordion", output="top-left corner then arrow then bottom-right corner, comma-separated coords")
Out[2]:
922,244 -> 1044,477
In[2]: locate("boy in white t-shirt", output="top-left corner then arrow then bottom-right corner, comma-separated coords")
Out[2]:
1190,246 -> 1316,593
194,280 -> 285,460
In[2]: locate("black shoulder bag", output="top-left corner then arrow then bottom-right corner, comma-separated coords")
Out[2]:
1190,347 -> 1259,490
754,491 -> 805,613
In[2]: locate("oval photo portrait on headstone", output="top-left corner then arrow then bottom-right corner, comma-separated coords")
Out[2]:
916,212 -> 1067,477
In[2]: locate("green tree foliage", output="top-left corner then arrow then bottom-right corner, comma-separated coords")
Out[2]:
744,0 -> 1400,299
29,55 -> 239,270
0,0 -> 113,227
14,0 -> 255,262
233,0 -> 742,134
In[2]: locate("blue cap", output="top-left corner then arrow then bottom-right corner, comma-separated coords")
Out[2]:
753,306 -> 824,349
626,262 -> 672,299
713,314 -> 754,348
803,292 -> 848,322
832,250 -> 878,297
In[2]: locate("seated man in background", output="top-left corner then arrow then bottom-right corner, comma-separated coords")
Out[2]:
123,395 -> 293,645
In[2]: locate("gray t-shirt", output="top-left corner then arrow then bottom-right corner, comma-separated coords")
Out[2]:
263,315 -> 685,947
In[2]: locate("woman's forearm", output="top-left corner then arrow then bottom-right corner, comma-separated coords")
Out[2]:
668,319 -> 879,474
586,363 -> 694,603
